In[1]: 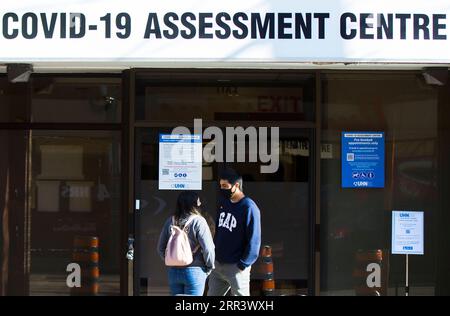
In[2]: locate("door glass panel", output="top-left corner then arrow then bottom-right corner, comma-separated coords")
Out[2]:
136,73 -> 315,122
29,130 -> 121,295
31,77 -> 122,123
0,130 -> 27,295
135,73 -> 315,296
135,127 -> 310,296
1,76 -> 122,123
229,128 -> 310,295
0,78 -> 28,122
320,72 -> 441,295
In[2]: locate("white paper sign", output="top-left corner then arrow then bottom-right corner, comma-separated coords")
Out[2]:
158,134 -> 202,190
391,211 -> 424,255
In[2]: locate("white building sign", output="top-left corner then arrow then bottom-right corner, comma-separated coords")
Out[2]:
0,0 -> 449,63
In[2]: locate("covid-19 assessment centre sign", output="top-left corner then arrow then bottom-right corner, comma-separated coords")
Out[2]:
0,0 -> 449,64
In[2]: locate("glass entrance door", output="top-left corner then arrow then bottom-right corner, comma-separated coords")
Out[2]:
132,71 -> 317,296
1,75 -> 124,296
134,126 -> 314,296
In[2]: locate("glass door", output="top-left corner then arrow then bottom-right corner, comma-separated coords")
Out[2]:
132,70 -> 317,296
1,75 -> 124,296
0,130 -> 29,295
134,126 -> 314,296
28,130 -> 122,296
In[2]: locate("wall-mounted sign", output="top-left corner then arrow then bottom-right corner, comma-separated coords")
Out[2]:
158,134 -> 202,190
342,132 -> 385,188
0,0 -> 449,64
392,211 -> 424,255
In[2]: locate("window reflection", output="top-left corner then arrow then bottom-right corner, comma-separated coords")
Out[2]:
0,78 -> 27,122
0,130 -> 27,295
29,131 -> 121,295
136,73 -> 315,122
31,77 -> 121,123
320,73 -> 440,296
137,128 -> 310,296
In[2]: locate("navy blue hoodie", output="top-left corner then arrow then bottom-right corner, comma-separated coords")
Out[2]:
214,196 -> 261,270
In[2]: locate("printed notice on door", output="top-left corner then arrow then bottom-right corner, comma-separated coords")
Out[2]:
159,134 -> 202,190
392,211 -> 424,255
341,132 -> 385,188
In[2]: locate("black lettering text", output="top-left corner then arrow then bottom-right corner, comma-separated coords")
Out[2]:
433,14 -> 446,40
215,12 -> 231,39
2,13 -> 18,39
233,12 -> 248,39
180,12 -> 196,39
163,12 -> 179,39
199,13 -> 213,39
395,14 -> 411,39
144,13 -> 162,39
41,13 -> 57,39
314,13 -> 329,39
278,13 -> 292,39
22,13 -> 38,39
341,13 -> 357,40
413,14 -> 430,40
360,13 -> 374,39
295,13 -> 311,39
377,13 -> 393,39
251,13 -> 275,39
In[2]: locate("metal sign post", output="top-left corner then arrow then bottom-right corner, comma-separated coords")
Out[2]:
405,254 -> 409,296
392,211 -> 424,297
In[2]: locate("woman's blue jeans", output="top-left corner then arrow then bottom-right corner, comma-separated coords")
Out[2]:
168,266 -> 208,296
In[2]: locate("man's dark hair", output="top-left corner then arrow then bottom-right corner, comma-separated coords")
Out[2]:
219,167 -> 243,190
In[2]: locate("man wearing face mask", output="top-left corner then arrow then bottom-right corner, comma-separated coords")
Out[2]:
207,168 -> 261,296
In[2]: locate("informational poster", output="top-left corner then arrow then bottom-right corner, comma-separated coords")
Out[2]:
158,134 -> 202,190
341,132 -> 385,188
391,211 -> 424,255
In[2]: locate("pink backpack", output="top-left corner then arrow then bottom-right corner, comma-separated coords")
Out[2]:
165,215 -> 200,267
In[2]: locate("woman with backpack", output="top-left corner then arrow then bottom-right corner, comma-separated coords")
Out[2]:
157,191 -> 215,296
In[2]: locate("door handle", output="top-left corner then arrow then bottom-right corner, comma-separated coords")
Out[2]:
126,236 -> 134,261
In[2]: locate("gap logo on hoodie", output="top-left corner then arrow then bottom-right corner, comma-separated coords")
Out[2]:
218,212 -> 237,232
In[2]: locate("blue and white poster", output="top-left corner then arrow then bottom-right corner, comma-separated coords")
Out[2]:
392,211 -> 424,255
159,134 -> 202,190
341,132 -> 385,188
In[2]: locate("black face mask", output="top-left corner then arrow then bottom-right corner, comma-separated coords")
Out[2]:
220,186 -> 236,200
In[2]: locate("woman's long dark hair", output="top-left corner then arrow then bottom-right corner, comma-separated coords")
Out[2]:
174,191 -> 201,221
